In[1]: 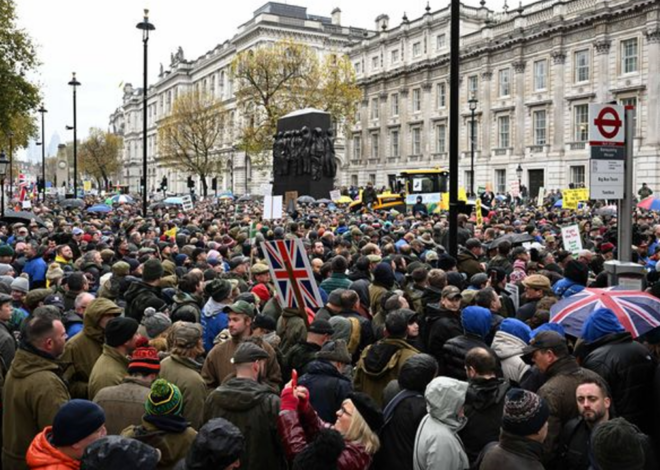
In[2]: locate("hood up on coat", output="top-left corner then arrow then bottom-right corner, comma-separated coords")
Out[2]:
425,376 -> 468,431
82,297 -> 122,343
210,377 -> 275,412
581,308 -> 626,343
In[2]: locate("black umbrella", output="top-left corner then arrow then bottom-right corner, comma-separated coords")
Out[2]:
314,198 -> 333,204
236,194 -> 253,202
1,211 -> 46,227
488,233 -> 535,249
297,195 -> 316,204
59,198 -> 85,208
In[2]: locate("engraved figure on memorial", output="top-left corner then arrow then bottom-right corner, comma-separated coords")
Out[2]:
292,129 -> 303,175
282,131 -> 293,176
273,132 -> 284,176
323,129 -> 337,178
310,127 -> 325,181
300,126 -> 312,175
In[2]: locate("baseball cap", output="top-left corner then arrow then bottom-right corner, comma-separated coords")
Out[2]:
223,300 -> 256,318
441,285 -> 462,300
522,330 -> 567,356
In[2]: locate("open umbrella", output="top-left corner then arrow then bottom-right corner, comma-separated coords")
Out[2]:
314,198 -> 333,204
553,199 -> 563,208
495,194 -> 507,201
637,196 -> 660,211
550,287 -> 660,338
488,233 -> 535,249
596,205 -> 617,216
86,204 -> 112,213
0,211 -> 45,227
297,195 -> 316,204
163,197 -> 184,205
105,194 -> 134,205
60,198 -> 85,208
236,194 -> 253,202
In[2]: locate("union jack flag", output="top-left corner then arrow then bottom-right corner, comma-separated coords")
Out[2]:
260,239 -> 323,310
550,287 -> 660,338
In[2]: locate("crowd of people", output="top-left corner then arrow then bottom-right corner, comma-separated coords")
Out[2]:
0,192 -> 658,470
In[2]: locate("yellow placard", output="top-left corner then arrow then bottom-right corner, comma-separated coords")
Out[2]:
475,198 -> 483,226
83,181 -> 92,192
562,188 -> 589,209
458,187 -> 468,202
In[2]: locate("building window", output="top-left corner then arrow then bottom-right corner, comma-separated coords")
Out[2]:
372,56 -> 380,70
436,34 -> 446,49
620,97 -> 637,135
496,169 -> 506,194
370,98 -> 379,120
390,129 -> 400,157
412,127 -> 422,155
412,88 -> 421,113
371,133 -> 380,158
354,62 -> 362,74
391,49 -> 399,64
574,104 -> 589,141
352,135 -> 362,159
498,116 -> 510,148
368,174 -> 376,185
350,175 -> 358,187
437,83 -> 446,108
621,38 -> 638,74
391,93 -> 399,116
570,166 -> 585,186
575,50 -> 590,82
498,69 -> 510,97
436,124 -> 446,153
467,75 -> 478,98
533,60 -> 547,91
412,42 -> 422,57
533,110 -> 547,145
219,71 -> 225,98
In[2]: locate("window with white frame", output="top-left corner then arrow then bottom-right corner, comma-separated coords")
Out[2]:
369,174 -> 376,185
350,175 -> 358,187
619,97 -> 637,135
621,38 -> 638,74
570,166 -> 585,186
437,34 -> 446,49
391,49 -> 400,64
352,135 -> 362,159
534,60 -> 547,90
496,169 -> 507,194
437,83 -> 446,108
219,71 -> 225,98
574,104 -> 589,141
412,127 -> 422,154
436,124 -> 447,153
391,93 -> 399,116
498,115 -> 510,148
498,69 -> 511,97
412,42 -> 422,57
354,62 -> 362,74
390,129 -> 400,157
468,75 -> 478,98
575,50 -> 590,82
412,89 -> 421,113
371,133 -> 380,158
533,110 -> 547,145
372,56 -> 380,70
370,98 -> 379,120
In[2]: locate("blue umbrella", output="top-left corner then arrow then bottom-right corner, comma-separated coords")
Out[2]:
553,199 -> 563,208
163,197 -> 184,205
495,194 -> 507,201
87,204 -> 112,213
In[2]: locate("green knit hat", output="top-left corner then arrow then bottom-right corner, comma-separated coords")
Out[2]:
145,379 -> 183,416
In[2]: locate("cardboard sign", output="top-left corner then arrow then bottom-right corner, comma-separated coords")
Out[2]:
537,187 -> 545,207
284,191 -> 298,210
330,190 -> 341,201
562,188 -> 589,210
181,195 -> 194,212
264,195 -> 283,220
259,183 -> 273,197
561,224 -> 583,254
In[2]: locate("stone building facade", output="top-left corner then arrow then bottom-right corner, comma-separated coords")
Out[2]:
109,2 -> 367,195
345,0 -> 660,198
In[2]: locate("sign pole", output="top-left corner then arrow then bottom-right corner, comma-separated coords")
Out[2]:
618,107 -> 634,262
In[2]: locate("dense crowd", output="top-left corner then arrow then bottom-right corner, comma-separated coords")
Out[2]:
0,193 -> 658,470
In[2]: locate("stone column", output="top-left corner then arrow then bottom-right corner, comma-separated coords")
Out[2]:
480,71 -> 492,156
551,50 -> 566,153
594,38 -> 612,103
646,29 -> 660,146
513,61 -> 526,156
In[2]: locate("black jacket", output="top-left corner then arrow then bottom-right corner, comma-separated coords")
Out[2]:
283,341 -> 321,382
460,376 -> 511,465
298,359 -> 352,424
441,334 -> 489,380
581,332 -> 656,434
124,281 -> 163,323
424,305 -> 462,365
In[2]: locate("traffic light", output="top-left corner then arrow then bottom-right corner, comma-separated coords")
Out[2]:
161,176 -> 168,191
187,176 -> 194,188
211,177 -> 217,191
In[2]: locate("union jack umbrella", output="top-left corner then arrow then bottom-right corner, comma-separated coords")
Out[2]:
550,287 -> 660,338
260,239 -> 323,311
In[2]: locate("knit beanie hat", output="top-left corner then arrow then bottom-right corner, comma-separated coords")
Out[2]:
316,340 -> 351,364
51,399 -> 106,447
205,279 -> 232,302
105,317 -> 140,347
46,263 -> 65,283
142,258 -> 164,283
0,264 -> 13,276
292,428 -> 345,470
182,418 -> 245,470
499,318 -> 532,344
580,308 -> 625,343
128,344 -> 161,375
146,379 -> 183,416
142,307 -> 172,339
10,276 -> 29,294
564,259 -> 589,285
502,388 -> 549,436
0,245 -> 14,258
592,418 -> 645,470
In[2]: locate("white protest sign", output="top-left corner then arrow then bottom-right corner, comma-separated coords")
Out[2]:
561,224 -> 583,254
264,195 -> 283,220
330,190 -> 341,201
259,183 -> 273,196
537,187 -> 545,207
181,195 -> 194,212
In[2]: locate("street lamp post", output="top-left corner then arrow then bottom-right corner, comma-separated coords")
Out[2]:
468,94 -> 478,198
137,9 -> 155,217
38,105 -> 47,201
0,150 -> 9,217
7,132 -> 13,200
68,73 -> 81,198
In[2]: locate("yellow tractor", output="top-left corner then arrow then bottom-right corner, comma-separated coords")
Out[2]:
349,168 -> 450,213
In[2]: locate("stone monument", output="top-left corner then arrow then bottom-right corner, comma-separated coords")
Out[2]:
272,108 -> 337,199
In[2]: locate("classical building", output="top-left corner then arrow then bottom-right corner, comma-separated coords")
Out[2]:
109,2 -> 368,195
345,0 -> 660,198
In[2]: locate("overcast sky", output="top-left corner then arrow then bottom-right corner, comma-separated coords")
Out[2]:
15,0 -> 502,158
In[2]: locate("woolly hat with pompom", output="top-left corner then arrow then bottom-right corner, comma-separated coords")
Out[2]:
292,428 -> 345,470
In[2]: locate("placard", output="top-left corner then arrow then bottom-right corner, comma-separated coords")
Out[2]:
330,190 -> 341,201
264,195 -> 283,220
537,187 -> 545,207
561,224 -> 583,254
181,195 -> 194,212
562,188 -> 589,210
284,191 -> 298,210
258,183 -> 273,197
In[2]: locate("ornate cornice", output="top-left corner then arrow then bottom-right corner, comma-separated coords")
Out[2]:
551,50 -> 566,65
512,61 -> 526,73
481,71 -> 493,81
646,28 -> 660,43
594,39 -> 612,54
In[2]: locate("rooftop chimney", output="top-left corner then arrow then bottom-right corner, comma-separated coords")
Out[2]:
331,7 -> 341,25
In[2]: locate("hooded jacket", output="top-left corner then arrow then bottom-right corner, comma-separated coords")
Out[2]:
490,331 -> 530,384
353,338 -> 419,407
413,377 -> 469,470
62,298 -> 121,398
121,418 -> 197,470
25,426 -> 80,470
277,308 -> 308,357
2,346 -> 70,470
200,298 -> 228,353
171,292 -> 202,323
441,307 -> 493,380
424,304 -> 462,365
124,281 -> 162,324
457,249 -> 484,279
160,355 -> 207,431
87,344 -> 129,400
203,377 -> 284,470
